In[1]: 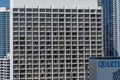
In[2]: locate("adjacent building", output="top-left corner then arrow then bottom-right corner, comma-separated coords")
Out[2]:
89,57 -> 120,80
99,0 -> 120,56
0,7 -> 10,80
0,7 -> 9,58
11,0 -> 103,80
0,54 -> 10,80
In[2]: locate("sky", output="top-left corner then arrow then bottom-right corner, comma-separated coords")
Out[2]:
0,0 -> 10,8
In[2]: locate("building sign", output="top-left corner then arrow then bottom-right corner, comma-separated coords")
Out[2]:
89,58 -> 120,80
98,61 -> 120,68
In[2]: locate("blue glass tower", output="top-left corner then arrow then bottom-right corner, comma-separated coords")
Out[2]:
0,7 -> 9,58
0,0 -> 10,8
99,0 -> 120,56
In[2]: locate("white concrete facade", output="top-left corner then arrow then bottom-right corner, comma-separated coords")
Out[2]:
12,0 -> 99,9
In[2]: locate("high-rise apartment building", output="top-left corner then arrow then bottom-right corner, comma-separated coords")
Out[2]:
11,0 -> 103,80
99,0 -> 120,56
0,54 -> 10,80
0,7 -> 9,58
